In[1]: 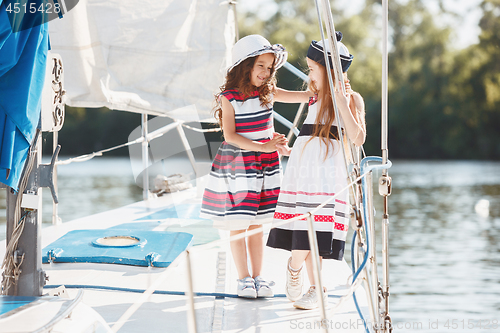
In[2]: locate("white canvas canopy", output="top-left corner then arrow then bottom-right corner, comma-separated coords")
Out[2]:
48,0 -> 235,120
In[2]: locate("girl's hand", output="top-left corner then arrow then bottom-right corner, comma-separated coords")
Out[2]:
273,132 -> 291,155
261,133 -> 287,152
344,79 -> 353,95
276,144 -> 292,156
272,132 -> 289,142
273,132 -> 290,149
334,88 -> 350,108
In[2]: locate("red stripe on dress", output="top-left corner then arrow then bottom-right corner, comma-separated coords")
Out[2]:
222,90 -> 259,101
212,164 -> 271,171
212,158 -> 280,170
236,126 -> 272,133
214,155 -> 277,163
203,191 -> 260,200
273,213 -> 348,231
236,118 -> 271,127
201,200 -> 259,209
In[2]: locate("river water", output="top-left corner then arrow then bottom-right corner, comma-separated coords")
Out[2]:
1,158 -> 499,332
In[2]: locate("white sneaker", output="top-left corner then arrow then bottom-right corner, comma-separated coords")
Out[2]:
237,277 -> 257,298
293,286 -> 328,310
285,257 -> 303,302
254,276 -> 275,298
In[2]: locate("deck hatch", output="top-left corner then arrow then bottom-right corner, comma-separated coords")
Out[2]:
92,235 -> 143,247
42,229 -> 193,267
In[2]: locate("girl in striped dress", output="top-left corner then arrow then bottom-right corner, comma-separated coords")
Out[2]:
266,35 -> 366,309
200,35 -> 312,298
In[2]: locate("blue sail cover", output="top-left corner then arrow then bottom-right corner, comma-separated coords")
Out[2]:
0,4 -> 48,190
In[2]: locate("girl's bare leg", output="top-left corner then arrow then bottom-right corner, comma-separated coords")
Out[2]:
305,254 -> 323,287
230,229 -> 250,279
247,224 -> 263,278
290,250 -> 310,270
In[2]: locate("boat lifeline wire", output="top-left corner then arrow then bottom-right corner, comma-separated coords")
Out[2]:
55,120 -> 221,166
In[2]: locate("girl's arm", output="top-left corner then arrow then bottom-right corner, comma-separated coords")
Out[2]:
334,88 -> 366,147
345,80 -> 366,135
350,91 -> 366,134
274,88 -> 314,104
221,96 -> 287,152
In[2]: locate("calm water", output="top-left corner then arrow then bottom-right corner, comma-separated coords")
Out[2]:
376,160 -> 500,332
1,158 -> 499,332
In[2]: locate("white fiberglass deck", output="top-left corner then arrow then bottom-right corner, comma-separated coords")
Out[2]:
1,187 -> 369,332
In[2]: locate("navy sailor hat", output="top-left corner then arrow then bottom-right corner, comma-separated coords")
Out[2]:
307,32 -> 354,72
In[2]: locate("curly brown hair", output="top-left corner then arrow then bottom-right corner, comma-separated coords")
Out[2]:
213,55 -> 277,127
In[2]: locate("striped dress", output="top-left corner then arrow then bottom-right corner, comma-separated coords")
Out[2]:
200,89 -> 282,230
266,96 -> 349,260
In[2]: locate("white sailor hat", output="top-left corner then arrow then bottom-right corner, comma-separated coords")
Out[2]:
227,34 -> 288,74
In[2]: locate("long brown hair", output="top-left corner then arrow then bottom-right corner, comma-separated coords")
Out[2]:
306,60 -> 338,158
213,56 -> 277,127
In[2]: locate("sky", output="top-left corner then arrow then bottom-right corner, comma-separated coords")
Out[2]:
237,0 -> 483,49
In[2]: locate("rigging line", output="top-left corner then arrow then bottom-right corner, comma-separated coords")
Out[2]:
55,122 -> 220,166
320,0 -> 363,168
1,130 -> 40,294
380,2 -> 391,329
313,0 -> 363,227
0,211 -> 29,293
1,210 -> 30,268
351,232 -> 370,333
313,0 -> 349,172
55,139 -> 143,166
350,156 -> 391,332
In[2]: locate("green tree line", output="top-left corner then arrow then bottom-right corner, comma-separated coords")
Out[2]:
52,0 -> 500,160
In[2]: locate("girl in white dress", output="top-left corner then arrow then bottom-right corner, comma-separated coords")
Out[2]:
266,34 -> 366,309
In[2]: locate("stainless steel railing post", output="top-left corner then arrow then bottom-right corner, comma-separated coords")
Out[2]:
306,214 -> 329,333
141,114 -> 150,200
185,250 -> 198,333
366,172 -> 381,331
176,123 -> 198,177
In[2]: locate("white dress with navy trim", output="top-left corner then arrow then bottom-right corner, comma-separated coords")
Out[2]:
266,96 -> 349,260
